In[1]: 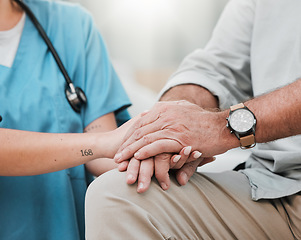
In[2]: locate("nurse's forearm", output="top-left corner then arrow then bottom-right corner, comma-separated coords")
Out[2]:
84,113 -> 120,176
0,129 -> 115,176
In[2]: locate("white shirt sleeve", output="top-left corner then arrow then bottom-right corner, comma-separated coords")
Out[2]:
159,0 -> 256,110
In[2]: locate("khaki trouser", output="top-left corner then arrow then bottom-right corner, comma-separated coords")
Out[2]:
85,169 -> 300,240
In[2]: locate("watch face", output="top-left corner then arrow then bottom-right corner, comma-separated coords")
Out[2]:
229,109 -> 255,132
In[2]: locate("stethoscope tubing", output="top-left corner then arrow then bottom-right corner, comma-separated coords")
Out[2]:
10,0 -> 87,113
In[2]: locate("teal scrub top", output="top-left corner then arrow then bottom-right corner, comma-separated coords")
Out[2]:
0,0 -> 131,239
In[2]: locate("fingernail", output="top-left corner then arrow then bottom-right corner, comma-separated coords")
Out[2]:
137,182 -> 144,191
127,174 -> 135,182
181,172 -> 188,184
117,164 -> 124,172
183,146 -> 192,156
193,151 -> 202,159
114,153 -> 122,162
173,155 -> 181,163
161,182 -> 168,190
134,152 -> 140,159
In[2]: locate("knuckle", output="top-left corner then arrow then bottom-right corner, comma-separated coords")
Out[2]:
140,165 -> 153,178
141,166 -> 154,177
142,135 -> 150,144
133,119 -> 142,129
123,147 -> 133,158
169,123 -> 188,135
164,116 -> 175,124
156,153 -> 171,161
155,171 -> 164,180
138,174 -> 149,183
133,130 -> 142,140
174,123 -> 186,132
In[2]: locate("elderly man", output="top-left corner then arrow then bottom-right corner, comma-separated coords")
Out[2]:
85,0 -> 301,239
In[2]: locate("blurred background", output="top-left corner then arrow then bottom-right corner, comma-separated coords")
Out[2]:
66,0 -> 251,172
67,0 -> 229,116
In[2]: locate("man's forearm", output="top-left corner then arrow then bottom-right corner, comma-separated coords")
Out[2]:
160,80 -> 301,146
160,84 -> 219,110
245,78 -> 301,143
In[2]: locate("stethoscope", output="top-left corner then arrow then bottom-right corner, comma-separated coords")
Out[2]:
14,0 -> 87,114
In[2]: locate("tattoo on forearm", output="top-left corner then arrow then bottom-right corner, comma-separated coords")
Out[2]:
84,124 -> 102,133
81,149 -> 94,156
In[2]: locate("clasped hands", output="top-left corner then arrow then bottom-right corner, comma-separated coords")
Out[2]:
114,100 -> 229,193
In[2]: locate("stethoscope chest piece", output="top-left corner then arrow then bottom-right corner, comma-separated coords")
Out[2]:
14,0 -> 87,113
65,84 -> 87,113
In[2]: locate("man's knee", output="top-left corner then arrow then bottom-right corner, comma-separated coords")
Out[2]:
85,170 -> 131,238
86,169 -> 127,203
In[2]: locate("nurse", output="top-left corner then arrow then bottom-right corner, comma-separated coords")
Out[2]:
0,0 -> 131,239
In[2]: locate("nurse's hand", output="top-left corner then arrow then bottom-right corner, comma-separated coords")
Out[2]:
118,148 -> 216,193
104,114 -> 141,158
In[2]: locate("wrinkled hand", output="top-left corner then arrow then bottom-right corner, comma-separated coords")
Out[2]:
114,100 -> 229,163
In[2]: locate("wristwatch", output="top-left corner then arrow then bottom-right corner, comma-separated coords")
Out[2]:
226,103 -> 257,149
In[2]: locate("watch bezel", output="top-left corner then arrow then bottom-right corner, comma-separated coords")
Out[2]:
227,104 -> 257,149
227,108 -> 257,135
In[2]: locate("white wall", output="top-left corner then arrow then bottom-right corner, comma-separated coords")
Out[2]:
66,0 -> 228,115
80,0 -> 228,69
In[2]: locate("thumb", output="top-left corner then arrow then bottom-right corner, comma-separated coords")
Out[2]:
176,157 -> 216,186
175,159 -> 201,186
198,157 -> 216,167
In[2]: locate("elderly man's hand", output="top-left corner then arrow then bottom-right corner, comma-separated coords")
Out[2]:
115,100 -> 235,163
114,100 -> 236,192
